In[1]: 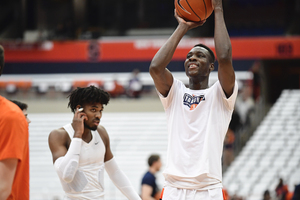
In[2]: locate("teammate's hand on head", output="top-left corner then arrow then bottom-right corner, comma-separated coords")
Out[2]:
72,107 -> 88,138
174,9 -> 206,30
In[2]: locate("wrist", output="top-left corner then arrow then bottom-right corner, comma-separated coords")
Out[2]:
73,132 -> 83,138
214,7 -> 223,12
177,23 -> 189,33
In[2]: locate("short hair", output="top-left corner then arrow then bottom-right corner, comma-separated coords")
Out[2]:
148,154 -> 160,167
67,85 -> 110,113
193,44 -> 215,64
10,100 -> 28,111
0,45 -> 4,76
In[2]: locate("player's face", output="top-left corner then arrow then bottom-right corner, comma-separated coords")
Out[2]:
22,109 -> 31,124
156,159 -> 162,171
184,47 -> 213,78
82,103 -> 103,131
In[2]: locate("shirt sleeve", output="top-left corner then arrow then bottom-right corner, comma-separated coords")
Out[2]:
0,110 -> 28,161
216,80 -> 239,111
141,173 -> 155,186
157,78 -> 179,110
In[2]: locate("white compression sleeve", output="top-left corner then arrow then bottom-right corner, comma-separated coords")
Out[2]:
105,158 -> 141,200
54,138 -> 82,183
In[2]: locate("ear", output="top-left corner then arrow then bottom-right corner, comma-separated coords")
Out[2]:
209,63 -> 214,72
76,105 -> 82,109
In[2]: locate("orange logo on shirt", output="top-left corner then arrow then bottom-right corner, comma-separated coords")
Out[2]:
183,93 -> 205,110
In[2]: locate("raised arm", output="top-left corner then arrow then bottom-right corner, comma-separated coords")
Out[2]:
149,11 -> 205,97
48,108 -> 87,183
213,0 -> 235,97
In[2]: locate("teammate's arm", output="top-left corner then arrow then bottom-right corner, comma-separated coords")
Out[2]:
99,125 -> 113,162
213,0 -> 235,98
149,11 -> 205,97
0,158 -> 18,200
101,126 -> 141,200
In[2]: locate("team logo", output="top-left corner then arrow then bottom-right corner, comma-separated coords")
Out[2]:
183,93 -> 205,110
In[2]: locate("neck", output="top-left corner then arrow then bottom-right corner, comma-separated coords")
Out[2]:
149,166 -> 157,174
189,77 -> 209,90
82,129 -> 92,142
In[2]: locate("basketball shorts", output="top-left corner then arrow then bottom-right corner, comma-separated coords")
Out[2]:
160,186 -> 224,200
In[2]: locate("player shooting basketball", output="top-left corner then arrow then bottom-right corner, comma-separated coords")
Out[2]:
48,86 -> 141,200
149,0 -> 238,199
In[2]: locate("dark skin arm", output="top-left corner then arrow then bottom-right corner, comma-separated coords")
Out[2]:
213,0 -> 235,97
48,108 -> 88,163
97,125 -> 113,162
149,11 -> 205,97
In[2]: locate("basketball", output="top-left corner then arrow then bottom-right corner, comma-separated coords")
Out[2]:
175,0 -> 213,22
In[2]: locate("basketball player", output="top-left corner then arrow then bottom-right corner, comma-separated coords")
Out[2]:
10,100 -> 31,124
149,0 -> 238,199
0,45 -> 30,199
48,86 -> 141,200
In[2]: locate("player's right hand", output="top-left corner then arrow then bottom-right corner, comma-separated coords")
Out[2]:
72,107 -> 88,138
174,9 -> 206,30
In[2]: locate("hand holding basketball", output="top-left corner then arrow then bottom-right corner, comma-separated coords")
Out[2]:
175,0 -> 213,22
174,9 -> 206,29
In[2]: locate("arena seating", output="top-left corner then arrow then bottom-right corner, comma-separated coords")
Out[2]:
1,71 -> 252,92
29,112 -> 168,200
223,89 -> 300,199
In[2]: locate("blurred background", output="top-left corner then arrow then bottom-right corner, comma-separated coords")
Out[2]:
0,0 -> 300,199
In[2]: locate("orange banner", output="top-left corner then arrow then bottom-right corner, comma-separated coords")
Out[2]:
1,36 -> 300,62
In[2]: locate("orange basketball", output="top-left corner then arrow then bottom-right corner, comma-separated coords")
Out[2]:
175,0 -> 213,22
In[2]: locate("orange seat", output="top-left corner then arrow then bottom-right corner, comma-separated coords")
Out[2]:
0,81 -> 7,89
16,80 -> 32,90
72,80 -> 89,88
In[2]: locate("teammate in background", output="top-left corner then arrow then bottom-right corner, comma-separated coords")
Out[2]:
141,154 -> 162,200
48,86 -> 141,200
10,100 -> 31,124
149,0 -> 238,198
0,45 -> 30,200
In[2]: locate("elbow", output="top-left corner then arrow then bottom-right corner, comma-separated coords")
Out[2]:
62,175 -> 74,183
149,63 -> 160,77
217,47 -> 232,63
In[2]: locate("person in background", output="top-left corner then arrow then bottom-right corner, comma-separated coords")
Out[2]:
127,68 -> 143,98
292,183 -> 300,200
10,100 -> 31,124
141,154 -> 162,200
263,190 -> 271,200
276,178 -> 289,200
0,45 -> 30,200
48,86 -> 141,200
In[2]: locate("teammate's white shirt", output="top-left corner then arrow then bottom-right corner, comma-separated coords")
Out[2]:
158,78 -> 238,190
60,124 -> 106,200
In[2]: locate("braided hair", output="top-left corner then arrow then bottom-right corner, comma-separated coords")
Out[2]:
68,85 -> 110,113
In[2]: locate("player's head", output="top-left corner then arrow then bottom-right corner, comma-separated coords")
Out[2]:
184,44 -> 215,78
148,154 -> 162,171
10,100 -> 31,124
0,45 -> 4,76
193,44 -> 215,64
68,85 -> 110,130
